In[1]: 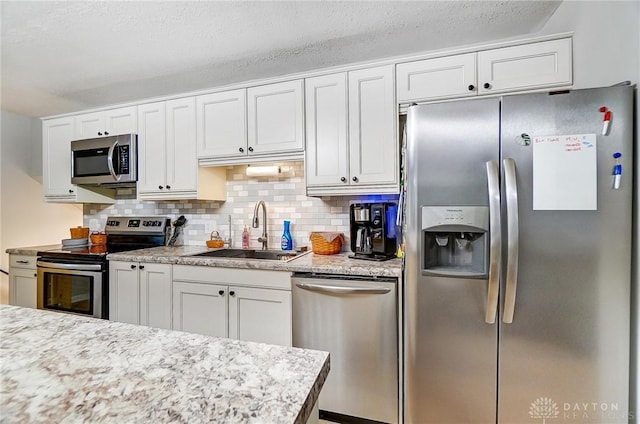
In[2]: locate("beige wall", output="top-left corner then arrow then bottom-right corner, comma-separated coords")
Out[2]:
0,110 -> 82,304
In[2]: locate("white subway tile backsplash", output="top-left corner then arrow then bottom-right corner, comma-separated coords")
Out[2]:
83,161 -> 398,251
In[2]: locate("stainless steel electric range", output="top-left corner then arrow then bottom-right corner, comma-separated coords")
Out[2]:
36,216 -> 170,319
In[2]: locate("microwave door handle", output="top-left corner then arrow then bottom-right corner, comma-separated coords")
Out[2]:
107,139 -> 121,181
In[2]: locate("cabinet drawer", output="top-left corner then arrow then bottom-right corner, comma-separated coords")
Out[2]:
10,255 -> 37,269
173,265 -> 291,290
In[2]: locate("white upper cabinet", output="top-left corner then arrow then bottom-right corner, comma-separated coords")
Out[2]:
348,66 -> 397,187
397,37 -> 572,103
247,80 -> 304,155
306,65 -> 398,196
138,98 -> 226,200
74,106 -> 137,139
197,80 -> 304,166
305,73 -> 349,187
196,89 -> 247,158
477,38 -> 572,94
42,117 -> 115,203
396,53 -> 477,102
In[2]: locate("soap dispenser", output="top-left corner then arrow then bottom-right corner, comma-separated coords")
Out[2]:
281,220 -> 293,251
242,225 -> 250,249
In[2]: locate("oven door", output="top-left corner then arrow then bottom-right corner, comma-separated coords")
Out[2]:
37,260 -> 107,319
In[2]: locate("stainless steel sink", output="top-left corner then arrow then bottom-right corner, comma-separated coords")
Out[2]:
191,249 -> 303,261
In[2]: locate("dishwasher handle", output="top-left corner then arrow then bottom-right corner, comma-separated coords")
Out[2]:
295,282 -> 391,295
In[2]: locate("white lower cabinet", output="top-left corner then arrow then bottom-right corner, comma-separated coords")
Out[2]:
172,281 -> 228,337
109,261 -> 172,329
172,265 -> 292,346
8,255 -> 38,309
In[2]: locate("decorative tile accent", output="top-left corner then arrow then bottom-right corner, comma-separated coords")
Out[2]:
84,161 -> 398,251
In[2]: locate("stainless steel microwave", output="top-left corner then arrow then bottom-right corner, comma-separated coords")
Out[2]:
71,134 -> 137,186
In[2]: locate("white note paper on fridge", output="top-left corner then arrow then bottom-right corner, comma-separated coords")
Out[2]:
532,133 -> 597,210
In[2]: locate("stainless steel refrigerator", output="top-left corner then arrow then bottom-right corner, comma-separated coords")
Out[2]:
404,86 -> 633,423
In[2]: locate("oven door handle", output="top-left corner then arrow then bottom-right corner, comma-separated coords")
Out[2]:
37,260 -> 103,271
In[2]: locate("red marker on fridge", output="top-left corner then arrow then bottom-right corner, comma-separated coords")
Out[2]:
600,106 -> 612,135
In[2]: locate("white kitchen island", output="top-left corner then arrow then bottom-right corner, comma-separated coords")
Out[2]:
0,305 -> 329,423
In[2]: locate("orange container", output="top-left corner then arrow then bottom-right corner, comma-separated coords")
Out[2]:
90,232 -> 107,245
309,232 -> 343,255
70,226 -> 90,239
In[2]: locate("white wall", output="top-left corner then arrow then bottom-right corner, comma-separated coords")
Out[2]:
0,110 -> 82,303
536,1 -> 640,420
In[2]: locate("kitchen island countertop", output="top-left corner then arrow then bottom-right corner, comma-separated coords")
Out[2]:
0,305 -> 329,423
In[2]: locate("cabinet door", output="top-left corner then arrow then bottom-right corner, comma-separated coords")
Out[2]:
75,112 -> 105,139
196,89 -> 247,158
228,286 -> 292,347
247,80 -> 304,154
305,73 -> 349,187
42,117 -> 76,198
478,38 -> 572,94
139,263 -> 172,330
109,261 -> 140,325
396,53 -> 477,102
348,65 -> 398,186
172,281 -> 227,337
9,268 -> 37,309
165,97 -> 197,193
137,102 -> 167,194
105,106 -> 138,135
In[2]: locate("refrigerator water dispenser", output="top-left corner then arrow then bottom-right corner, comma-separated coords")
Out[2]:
421,206 -> 489,278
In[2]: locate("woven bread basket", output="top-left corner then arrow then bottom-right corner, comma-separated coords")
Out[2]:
309,232 -> 343,255
70,226 -> 89,239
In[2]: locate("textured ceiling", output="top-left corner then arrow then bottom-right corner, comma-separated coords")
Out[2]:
1,1 -> 561,117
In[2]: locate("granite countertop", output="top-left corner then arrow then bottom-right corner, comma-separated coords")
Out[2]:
0,305 -> 329,424
6,244 -> 403,278
5,244 -> 61,256
107,247 -> 403,278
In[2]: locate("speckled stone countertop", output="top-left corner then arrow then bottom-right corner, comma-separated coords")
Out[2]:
0,305 -> 329,424
5,244 -> 61,256
107,247 -> 403,278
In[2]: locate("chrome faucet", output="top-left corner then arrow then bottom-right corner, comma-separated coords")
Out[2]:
252,200 -> 268,250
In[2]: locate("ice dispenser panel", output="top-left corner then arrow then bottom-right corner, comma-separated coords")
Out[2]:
421,206 -> 489,278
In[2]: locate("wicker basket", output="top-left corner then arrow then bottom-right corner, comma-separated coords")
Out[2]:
70,226 -> 89,239
309,232 -> 343,255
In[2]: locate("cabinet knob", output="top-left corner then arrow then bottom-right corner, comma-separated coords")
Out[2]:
68,189 -> 74,194
352,176 -> 359,182
218,290 -> 225,296
165,185 -> 171,190
248,146 -> 254,152
239,147 -> 244,153
483,82 -> 491,89
104,131 -> 109,135
468,84 -> 475,91
340,177 -> 347,183
158,185 -> 164,190
98,132 -> 103,136
34,273 -> 37,277
139,265 -> 145,270
229,290 -> 236,296
130,264 -> 137,269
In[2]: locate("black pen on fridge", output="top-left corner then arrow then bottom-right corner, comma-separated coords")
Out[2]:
612,152 -> 622,190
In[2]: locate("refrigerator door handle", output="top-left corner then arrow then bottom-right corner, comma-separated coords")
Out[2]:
485,161 -> 501,324
502,158 -> 519,324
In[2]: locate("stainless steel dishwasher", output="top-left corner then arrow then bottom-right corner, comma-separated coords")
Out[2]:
292,273 -> 398,424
